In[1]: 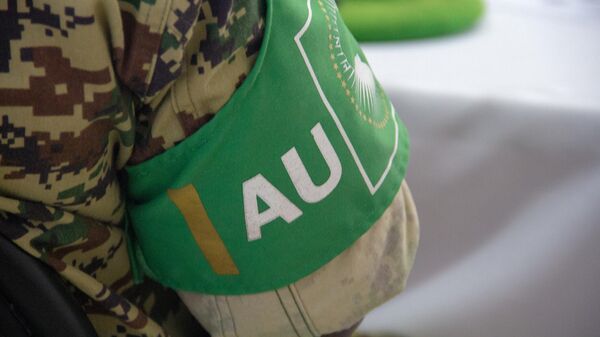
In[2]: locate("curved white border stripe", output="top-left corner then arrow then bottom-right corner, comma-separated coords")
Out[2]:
293,0 -> 399,195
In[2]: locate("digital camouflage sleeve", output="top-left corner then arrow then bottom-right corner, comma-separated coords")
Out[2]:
1,0 -> 264,336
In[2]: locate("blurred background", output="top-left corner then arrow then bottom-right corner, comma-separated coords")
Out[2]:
341,0 -> 600,336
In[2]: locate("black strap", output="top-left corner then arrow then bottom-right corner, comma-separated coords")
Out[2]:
0,235 -> 98,337
0,290 -> 30,337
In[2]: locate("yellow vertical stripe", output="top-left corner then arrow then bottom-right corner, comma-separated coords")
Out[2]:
167,185 -> 239,275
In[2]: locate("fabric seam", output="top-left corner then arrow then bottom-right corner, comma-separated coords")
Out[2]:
141,0 -> 173,99
290,284 -> 320,336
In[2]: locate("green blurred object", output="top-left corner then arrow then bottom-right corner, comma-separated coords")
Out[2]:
338,0 -> 485,41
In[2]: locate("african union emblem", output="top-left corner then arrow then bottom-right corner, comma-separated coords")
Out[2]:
319,0 -> 390,129
294,0 -> 400,195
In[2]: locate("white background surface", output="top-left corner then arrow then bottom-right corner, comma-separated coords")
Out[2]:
360,1 -> 600,336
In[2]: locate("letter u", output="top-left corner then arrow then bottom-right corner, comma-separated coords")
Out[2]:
281,123 -> 342,203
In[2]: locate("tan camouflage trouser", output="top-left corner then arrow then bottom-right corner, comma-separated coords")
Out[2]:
0,1 -> 418,336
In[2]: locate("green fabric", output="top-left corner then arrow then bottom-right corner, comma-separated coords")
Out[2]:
125,0 -> 409,295
339,0 -> 485,41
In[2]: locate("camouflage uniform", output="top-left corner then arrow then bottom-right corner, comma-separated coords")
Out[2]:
1,0 -> 263,336
0,1 -> 418,336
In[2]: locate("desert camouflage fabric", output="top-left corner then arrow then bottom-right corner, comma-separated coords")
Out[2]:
0,0 -> 264,336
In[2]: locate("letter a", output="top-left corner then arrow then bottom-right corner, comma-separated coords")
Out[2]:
281,123 -> 342,203
243,174 -> 303,241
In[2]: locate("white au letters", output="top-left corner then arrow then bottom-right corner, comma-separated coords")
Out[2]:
243,123 -> 342,241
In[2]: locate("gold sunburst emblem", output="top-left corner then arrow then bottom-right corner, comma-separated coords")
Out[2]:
319,0 -> 390,129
